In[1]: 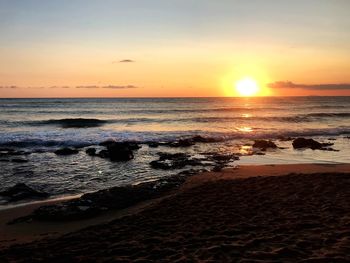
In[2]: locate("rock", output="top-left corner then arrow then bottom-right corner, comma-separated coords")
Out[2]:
157,152 -> 189,161
99,139 -> 117,147
107,142 -> 134,161
26,176 -> 186,221
150,152 -> 202,170
192,135 -> 220,143
147,142 -> 159,148
85,148 -> 96,156
169,138 -> 195,147
0,183 -> 49,202
278,136 -> 294,141
97,149 -> 109,158
11,158 -> 28,163
212,165 -> 225,172
253,140 -> 278,149
54,147 -> 79,155
292,138 -> 333,150
126,142 -> 142,150
211,154 -> 239,162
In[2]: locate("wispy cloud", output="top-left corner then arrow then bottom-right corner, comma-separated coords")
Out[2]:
75,85 -> 139,89
119,59 -> 135,63
0,85 -> 139,90
268,81 -> 350,90
49,86 -> 70,89
75,85 -> 99,89
0,86 -> 19,89
102,85 -> 138,89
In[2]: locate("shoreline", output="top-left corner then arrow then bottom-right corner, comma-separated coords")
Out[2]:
1,163 -> 350,252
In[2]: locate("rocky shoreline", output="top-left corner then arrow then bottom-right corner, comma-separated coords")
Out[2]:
0,136 -> 342,225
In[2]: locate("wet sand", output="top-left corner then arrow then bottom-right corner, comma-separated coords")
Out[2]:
1,164 -> 350,262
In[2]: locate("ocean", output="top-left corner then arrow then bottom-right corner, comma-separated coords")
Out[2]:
1,97 -> 349,205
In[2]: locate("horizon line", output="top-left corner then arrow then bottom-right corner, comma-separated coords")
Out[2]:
1,95 -> 350,99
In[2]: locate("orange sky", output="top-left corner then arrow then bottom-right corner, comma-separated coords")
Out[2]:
1,1 -> 350,97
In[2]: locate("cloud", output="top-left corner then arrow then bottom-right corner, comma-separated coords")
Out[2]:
0,86 -> 19,89
76,85 -> 100,89
75,85 -> 139,89
268,81 -> 350,90
119,59 -> 135,63
49,86 -> 70,89
102,85 -> 138,89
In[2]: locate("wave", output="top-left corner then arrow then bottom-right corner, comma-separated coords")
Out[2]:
306,113 -> 350,118
29,118 -> 108,128
1,126 -> 349,148
3,112 -> 350,129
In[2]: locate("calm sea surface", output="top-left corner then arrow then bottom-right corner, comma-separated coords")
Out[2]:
1,97 -> 349,205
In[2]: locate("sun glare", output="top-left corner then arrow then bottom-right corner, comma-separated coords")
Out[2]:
235,78 -> 260,96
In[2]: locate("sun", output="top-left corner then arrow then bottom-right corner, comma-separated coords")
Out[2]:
235,78 -> 260,96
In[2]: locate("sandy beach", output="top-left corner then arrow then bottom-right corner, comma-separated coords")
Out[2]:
1,163 -> 350,262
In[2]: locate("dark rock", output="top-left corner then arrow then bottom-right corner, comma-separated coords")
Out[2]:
192,135 -> 220,143
26,176 -> 186,221
0,183 -> 49,202
253,140 -> 278,149
54,147 -> 79,155
147,142 -> 159,148
212,165 -> 225,172
211,154 -> 239,162
85,148 -> 97,156
150,152 -> 202,170
126,142 -> 142,150
292,138 -> 334,150
157,152 -> 189,161
169,138 -> 195,147
278,136 -> 294,141
99,139 -> 117,147
11,158 -> 28,163
97,149 -> 109,158
107,142 -> 134,161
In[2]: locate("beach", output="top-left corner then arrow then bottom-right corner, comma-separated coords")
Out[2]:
1,164 -> 350,262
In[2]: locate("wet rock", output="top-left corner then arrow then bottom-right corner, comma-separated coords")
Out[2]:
99,139 -> 117,147
150,152 -> 202,170
54,147 -> 79,155
253,140 -> 278,150
212,165 -> 225,172
85,148 -> 96,156
278,136 -> 294,141
192,135 -> 220,143
158,152 -> 189,160
97,149 -> 109,158
292,138 -> 334,150
211,154 -> 239,162
107,142 -> 134,161
11,158 -> 29,163
0,183 -> 49,202
126,142 -> 142,150
169,138 -> 195,147
26,176 -> 186,221
147,142 -> 159,148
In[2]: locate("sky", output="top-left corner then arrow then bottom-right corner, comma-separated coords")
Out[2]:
1,0 -> 350,97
